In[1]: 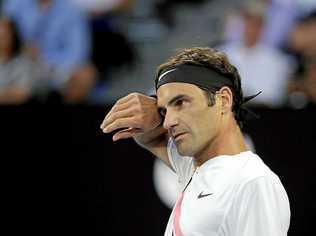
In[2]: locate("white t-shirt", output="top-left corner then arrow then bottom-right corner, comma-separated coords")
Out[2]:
164,139 -> 291,236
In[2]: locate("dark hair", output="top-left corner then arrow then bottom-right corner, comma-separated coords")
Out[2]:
155,47 -> 244,126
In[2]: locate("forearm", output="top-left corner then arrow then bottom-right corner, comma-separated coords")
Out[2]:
100,92 -> 171,166
133,125 -> 167,149
134,126 -> 171,167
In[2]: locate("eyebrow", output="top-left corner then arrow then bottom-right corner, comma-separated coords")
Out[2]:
168,94 -> 188,106
158,94 -> 189,111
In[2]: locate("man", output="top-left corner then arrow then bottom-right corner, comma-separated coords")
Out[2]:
100,47 -> 290,235
0,17 -> 50,104
2,0 -> 96,103
221,1 -> 293,108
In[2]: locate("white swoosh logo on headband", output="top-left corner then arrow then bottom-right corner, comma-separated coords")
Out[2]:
158,68 -> 177,82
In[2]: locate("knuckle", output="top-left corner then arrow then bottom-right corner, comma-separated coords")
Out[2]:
109,105 -> 117,113
109,113 -> 116,121
135,94 -> 141,102
117,97 -> 125,104
130,92 -> 139,98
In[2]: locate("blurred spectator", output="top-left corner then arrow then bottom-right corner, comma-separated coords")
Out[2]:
70,0 -> 132,14
69,0 -> 136,100
287,11 -> 316,107
87,2 -> 136,78
224,0 -> 316,49
155,0 -> 208,27
288,11 -> 316,58
220,1 -> 294,108
263,0 -> 316,48
2,0 -> 96,104
0,17 -> 49,104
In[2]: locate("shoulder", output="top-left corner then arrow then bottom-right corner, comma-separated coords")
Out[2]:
238,152 -> 279,182
223,171 -> 291,235
200,152 -> 282,194
234,152 -> 289,200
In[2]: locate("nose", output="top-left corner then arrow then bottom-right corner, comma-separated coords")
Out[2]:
163,109 -> 178,130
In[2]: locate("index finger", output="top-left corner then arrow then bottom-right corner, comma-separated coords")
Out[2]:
100,99 -> 134,129
101,106 -> 135,130
102,117 -> 142,133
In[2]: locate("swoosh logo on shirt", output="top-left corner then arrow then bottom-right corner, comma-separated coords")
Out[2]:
197,191 -> 213,199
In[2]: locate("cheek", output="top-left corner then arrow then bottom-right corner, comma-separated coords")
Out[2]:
184,112 -> 212,135
193,110 -> 220,137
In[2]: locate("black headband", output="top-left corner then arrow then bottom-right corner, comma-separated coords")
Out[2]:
154,64 -> 261,127
156,64 -> 234,90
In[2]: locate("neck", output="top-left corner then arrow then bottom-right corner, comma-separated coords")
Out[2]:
194,119 -> 248,167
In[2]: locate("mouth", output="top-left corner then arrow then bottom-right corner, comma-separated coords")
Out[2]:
173,132 -> 187,141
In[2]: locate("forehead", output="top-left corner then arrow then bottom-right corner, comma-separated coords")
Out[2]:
156,82 -> 204,106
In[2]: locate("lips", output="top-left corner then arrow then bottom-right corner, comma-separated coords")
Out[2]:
173,132 -> 187,141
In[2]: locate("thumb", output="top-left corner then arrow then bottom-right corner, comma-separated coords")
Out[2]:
112,127 -> 141,141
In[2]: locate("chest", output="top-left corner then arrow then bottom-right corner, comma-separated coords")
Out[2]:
178,176 -> 236,235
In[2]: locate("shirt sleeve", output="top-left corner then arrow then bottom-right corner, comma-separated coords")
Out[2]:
222,176 -> 291,236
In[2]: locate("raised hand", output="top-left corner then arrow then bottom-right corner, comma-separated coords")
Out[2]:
100,93 -> 162,141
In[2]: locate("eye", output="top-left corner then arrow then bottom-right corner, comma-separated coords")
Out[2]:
175,99 -> 184,107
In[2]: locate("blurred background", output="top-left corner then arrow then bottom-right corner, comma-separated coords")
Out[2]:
1,0 -> 315,235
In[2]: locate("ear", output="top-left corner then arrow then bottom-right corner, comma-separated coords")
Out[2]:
217,86 -> 233,114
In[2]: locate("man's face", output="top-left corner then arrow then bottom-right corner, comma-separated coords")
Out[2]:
157,82 -> 222,158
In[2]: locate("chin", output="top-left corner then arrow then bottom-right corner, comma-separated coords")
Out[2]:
176,143 -> 195,157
